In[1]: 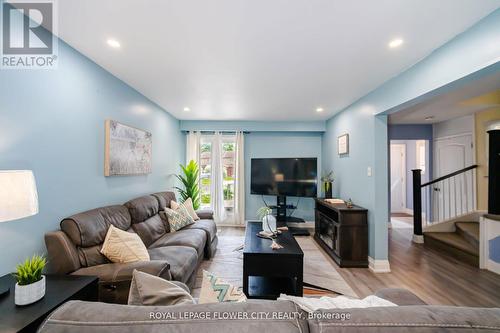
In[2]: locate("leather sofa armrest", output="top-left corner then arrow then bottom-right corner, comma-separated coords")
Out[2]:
44,231 -> 81,274
196,209 -> 214,220
71,260 -> 171,283
374,288 -> 427,306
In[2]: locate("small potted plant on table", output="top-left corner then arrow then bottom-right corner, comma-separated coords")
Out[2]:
13,255 -> 47,306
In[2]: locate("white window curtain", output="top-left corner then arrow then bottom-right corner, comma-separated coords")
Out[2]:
233,131 -> 245,225
211,132 -> 227,223
186,131 -> 201,165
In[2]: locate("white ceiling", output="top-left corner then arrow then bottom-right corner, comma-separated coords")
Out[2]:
389,71 -> 500,124
51,0 -> 500,120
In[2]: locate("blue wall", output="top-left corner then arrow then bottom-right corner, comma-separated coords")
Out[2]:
0,40 -> 184,275
388,125 -> 433,140
322,109 -> 389,260
244,132 -> 322,221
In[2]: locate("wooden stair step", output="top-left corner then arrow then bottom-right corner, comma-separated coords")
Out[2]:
423,231 -> 479,267
455,222 -> 479,247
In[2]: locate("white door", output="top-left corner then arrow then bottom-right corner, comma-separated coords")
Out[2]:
390,144 -> 406,213
433,134 -> 474,221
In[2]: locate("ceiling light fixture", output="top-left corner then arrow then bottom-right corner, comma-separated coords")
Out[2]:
425,116 -> 434,121
316,107 -> 324,113
183,107 -> 190,112
388,38 -> 404,49
107,39 -> 121,48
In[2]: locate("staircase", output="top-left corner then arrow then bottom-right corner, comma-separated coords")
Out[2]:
423,222 -> 479,266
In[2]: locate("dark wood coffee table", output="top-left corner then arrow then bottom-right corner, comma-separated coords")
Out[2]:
0,274 -> 98,333
243,221 -> 303,299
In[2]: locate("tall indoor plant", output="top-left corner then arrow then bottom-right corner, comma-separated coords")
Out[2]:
175,160 -> 201,210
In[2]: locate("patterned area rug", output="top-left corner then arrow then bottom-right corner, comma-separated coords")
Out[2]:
191,234 -> 357,298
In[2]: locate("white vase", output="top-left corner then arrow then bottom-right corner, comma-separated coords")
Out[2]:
262,214 -> 277,233
15,275 -> 46,306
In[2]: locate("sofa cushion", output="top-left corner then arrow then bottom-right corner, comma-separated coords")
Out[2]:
183,219 -> 217,242
152,191 -> 177,210
124,195 -> 167,247
148,246 -> 198,284
61,205 -> 132,247
149,229 -> 207,256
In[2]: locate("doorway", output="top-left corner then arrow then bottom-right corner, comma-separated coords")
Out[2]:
390,143 -> 406,214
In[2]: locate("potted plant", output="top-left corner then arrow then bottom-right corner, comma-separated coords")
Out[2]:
257,206 -> 276,234
13,255 -> 46,306
175,160 -> 201,210
321,171 -> 335,199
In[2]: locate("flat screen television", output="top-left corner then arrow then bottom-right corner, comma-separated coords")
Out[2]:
251,158 -> 317,197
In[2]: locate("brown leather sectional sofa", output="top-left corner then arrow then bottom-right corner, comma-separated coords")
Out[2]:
44,191 -> 217,304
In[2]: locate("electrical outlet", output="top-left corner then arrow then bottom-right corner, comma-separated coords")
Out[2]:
367,167 -> 372,177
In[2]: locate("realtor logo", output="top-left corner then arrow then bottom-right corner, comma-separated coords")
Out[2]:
1,0 -> 58,69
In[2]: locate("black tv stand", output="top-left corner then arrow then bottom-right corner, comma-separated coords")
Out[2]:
272,195 -> 310,236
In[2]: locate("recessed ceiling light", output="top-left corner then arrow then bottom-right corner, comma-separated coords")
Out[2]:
388,38 -> 404,49
107,39 -> 121,48
316,107 -> 324,113
183,107 -> 190,112
425,116 -> 434,121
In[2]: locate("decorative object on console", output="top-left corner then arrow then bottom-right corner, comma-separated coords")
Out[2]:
100,225 -> 150,263
321,171 -> 335,199
346,198 -> 354,209
199,270 -> 247,304
257,206 -> 276,234
0,170 -> 39,297
337,133 -> 349,155
13,255 -> 46,306
174,160 -> 201,210
104,120 -> 152,176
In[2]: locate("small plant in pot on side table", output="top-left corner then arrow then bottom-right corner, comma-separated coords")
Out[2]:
13,255 -> 46,306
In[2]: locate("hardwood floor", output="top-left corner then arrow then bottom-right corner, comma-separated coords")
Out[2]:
219,226 -> 500,307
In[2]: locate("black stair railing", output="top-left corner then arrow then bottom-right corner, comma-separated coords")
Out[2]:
412,165 -> 478,243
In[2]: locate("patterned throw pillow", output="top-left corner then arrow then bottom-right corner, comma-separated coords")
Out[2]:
199,270 -> 247,304
171,198 -> 199,221
164,204 -> 194,232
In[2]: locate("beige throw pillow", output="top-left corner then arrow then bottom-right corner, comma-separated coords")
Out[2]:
128,270 -> 195,306
199,270 -> 247,304
171,198 -> 199,220
100,225 -> 150,263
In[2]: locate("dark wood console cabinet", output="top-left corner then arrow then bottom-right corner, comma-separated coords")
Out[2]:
314,199 -> 368,267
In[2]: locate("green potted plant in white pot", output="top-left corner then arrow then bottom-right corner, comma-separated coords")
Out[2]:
13,255 -> 46,306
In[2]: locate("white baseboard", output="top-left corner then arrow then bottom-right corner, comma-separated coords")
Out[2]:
368,257 -> 391,273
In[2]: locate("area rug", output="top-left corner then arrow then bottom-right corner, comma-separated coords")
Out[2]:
191,234 -> 357,298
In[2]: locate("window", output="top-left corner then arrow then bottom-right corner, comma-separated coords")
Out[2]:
416,140 -> 426,174
221,139 -> 236,213
199,134 -> 236,219
199,140 -> 212,209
